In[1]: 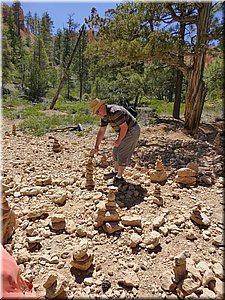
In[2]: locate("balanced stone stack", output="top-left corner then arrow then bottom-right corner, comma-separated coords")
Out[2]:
70,239 -> 94,271
43,272 -> 68,299
85,155 -> 95,190
94,187 -> 123,234
152,184 -> 163,206
190,203 -> 211,227
99,153 -> 108,168
175,162 -> 198,185
50,214 -> 66,231
12,124 -> 16,136
53,138 -> 62,153
161,251 -> 224,299
1,189 -> 16,244
149,157 -> 167,183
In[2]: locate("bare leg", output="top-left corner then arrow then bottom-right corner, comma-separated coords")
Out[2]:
114,161 -> 119,172
117,165 -> 125,177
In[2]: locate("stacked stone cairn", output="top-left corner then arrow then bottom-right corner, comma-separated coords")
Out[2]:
94,187 -> 123,234
43,272 -> 68,299
149,157 -> 167,183
190,203 -> 211,227
152,184 -> 163,206
99,153 -> 108,168
70,239 -> 94,271
175,162 -> 198,185
12,124 -> 16,136
85,154 -> 95,190
53,138 -> 62,153
161,250 -> 224,299
1,185 -> 17,244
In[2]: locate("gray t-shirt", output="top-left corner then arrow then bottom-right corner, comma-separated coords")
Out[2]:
100,105 -> 137,132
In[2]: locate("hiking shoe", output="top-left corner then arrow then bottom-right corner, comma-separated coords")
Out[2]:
107,176 -> 125,187
104,170 -> 117,180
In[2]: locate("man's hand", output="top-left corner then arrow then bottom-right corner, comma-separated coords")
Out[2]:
90,148 -> 98,156
114,139 -> 121,147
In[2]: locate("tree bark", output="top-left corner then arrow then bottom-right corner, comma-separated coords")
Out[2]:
50,24 -> 85,109
173,21 -> 185,119
184,3 -> 212,133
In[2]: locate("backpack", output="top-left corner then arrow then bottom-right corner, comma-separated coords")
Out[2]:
126,106 -> 138,118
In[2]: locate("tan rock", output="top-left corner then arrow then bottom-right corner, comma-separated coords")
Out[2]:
212,277 -> 224,299
178,276 -> 201,296
102,222 -> 123,234
212,262 -> 224,280
177,168 -> 197,177
199,287 -> 217,298
129,233 -> 142,248
118,272 -> 139,287
71,253 -> 94,271
175,175 -> 196,185
104,210 -> 120,222
186,162 -> 198,174
173,251 -> 189,283
121,216 -> 142,227
202,269 -> 215,286
149,170 -> 167,183
43,272 -> 68,299
1,194 -> 17,244
143,230 -> 161,250
161,270 -> 176,291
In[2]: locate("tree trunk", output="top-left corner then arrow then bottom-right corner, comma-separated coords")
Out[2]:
184,3 -> 212,133
173,70 -> 183,119
50,24 -> 85,109
173,21 -> 185,119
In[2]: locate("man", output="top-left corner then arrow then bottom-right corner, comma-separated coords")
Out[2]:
90,98 -> 140,186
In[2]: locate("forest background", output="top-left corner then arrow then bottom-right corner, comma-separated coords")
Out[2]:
2,1 -> 224,136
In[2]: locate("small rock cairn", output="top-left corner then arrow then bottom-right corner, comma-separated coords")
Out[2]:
85,154 -> 95,190
1,186 -> 17,244
99,153 -> 108,168
161,250 -> 224,299
149,157 -> 167,183
190,203 -> 211,227
94,187 -> 123,234
152,184 -> 163,206
43,272 -> 68,299
12,124 -> 16,136
175,162 -> 198,185
53,138 -> 62,153
70,239 -> 94,271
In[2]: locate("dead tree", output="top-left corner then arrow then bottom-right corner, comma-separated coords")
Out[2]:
50,24 -> 85,110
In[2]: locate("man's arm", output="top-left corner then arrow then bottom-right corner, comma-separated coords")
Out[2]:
115,122 -> 128,147
91,126 -> 107,155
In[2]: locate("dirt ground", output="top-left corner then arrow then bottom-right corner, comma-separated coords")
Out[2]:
2,117 -> 224,299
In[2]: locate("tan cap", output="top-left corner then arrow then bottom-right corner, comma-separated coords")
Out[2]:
89,98 -> 106,114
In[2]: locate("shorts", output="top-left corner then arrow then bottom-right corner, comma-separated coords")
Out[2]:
113,124 -> 140,166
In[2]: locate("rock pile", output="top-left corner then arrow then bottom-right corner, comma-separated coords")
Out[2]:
70,239 -> 94,271
149,157 -> 167,183
43,272 -> 68,299
190,203 -> 211,227
12,124 -> 16,136
94,187 -> 123,233
175,162 -> 198,185
152,184 -> 163,206
99,153 -> 108,168
1,189 -> 16,244
161,251 -> 224,299
85,155 -> 95,190
52,138 -> 62,153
